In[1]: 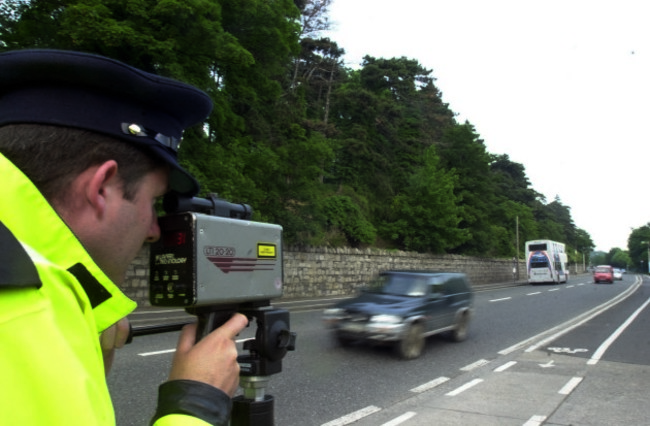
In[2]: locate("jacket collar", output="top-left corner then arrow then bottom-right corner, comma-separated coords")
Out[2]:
0,153 -> 136,332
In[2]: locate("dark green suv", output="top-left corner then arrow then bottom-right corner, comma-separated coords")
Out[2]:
322,271 -> 474,359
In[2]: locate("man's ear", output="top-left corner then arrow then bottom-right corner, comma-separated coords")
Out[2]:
85,160 -> 120,218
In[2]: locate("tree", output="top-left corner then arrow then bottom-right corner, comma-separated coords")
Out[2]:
488,154 -> 541,256
1,2 -> 597,255
290,0 -> 334,90
591,251 -> 607,267
490,154 -> 539,205
628,224 -> 650,272
437,123 -> 500,255
381,145 -> 467,253
608,248 -> 631,269
320,195 -> 376,247
571,228 -> 595,267
329,56 -> 455,233
295,37 -> 345,124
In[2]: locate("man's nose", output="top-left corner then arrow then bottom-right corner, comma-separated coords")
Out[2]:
146,210 -> 161,243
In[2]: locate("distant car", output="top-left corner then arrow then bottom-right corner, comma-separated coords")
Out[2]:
322,271 -> 474,359
613,269 -> 623,281
593,265 -> 614,284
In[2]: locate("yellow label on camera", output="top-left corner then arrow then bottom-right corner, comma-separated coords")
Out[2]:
257,243 -> 276,258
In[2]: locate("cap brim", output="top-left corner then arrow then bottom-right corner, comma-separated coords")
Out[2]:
148,144 -> 199,196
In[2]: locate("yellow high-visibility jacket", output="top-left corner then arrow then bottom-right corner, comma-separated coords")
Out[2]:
0,153 -> 230,425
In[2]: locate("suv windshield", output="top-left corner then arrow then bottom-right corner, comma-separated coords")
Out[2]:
367,274 -> 428,296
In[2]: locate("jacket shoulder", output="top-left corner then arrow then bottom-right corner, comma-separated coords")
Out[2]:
0,221 -> 41,288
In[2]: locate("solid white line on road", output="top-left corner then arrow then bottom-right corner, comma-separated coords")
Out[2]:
461,359 -> 490,371
588,294 -> 650,365
523,415 -> 547,426
527,292 -> 541,296
129,309 -> 185,315
558,377 -> 583,395
494,361 -> 517,372
499,277 -> 642,355
321,406 -> 382,426
381,412 -> 417,426
139,349 -> 176,356
490,297 -> 512,302
410,376 -> 449,393
445,379 -> 483,396
277,296 -> 350,306
139,337 -> 250,357
526,277 -> 642,353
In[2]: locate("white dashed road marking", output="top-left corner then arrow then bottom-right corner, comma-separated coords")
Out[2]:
410,376 -> 449,393
494,361 -> 517,372
558,377 -> 583,395
380,412 -> 417,426
523,415 -> 547,426
445,378 -> 483,396
321,406 -> 381,426
461,359 -> 490,371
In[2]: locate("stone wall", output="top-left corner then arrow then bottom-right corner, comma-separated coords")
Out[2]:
123,244 -> 525,306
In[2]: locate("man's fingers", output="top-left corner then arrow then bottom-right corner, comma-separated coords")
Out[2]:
113,318 -> 131,349
176,313 -> 247,354
176,322 -> 198,352
218,313 -> 249,339
100,317 -> 131,350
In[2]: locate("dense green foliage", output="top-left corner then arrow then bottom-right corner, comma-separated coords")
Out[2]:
0,0 -> 597,258
627,224 -> 650,271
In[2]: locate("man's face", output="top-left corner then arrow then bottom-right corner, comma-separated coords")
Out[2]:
98,168 -> 169,284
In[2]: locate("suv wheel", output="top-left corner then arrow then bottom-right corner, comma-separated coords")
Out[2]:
396,323 -> 424,360
450,313 -> 469,342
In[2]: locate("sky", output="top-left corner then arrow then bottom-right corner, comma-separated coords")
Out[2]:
324,0 -> 650,253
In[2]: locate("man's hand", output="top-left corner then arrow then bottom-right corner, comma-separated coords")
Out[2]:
169,313 -> 248,396
100,317 -> 131,376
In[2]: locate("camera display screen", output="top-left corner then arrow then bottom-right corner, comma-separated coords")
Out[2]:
163,230 -> 187,248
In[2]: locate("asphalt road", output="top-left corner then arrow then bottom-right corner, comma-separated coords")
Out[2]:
108,273 -> 650,425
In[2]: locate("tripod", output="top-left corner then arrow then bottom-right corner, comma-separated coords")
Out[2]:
231,306 -> 296,426
191,304 -> 296,426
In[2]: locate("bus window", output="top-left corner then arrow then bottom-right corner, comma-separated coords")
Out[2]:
530,254 -> 549,268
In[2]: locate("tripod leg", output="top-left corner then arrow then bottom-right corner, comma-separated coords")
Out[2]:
231,394 -> 274,426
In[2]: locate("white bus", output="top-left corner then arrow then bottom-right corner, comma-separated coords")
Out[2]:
525,239 -> 568,284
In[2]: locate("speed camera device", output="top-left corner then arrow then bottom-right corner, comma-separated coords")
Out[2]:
148,193 -> 295,367
148,193 -> 295,425
149,194 -> 283,307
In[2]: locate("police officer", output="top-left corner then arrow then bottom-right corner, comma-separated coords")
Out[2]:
0,49 -> 248,425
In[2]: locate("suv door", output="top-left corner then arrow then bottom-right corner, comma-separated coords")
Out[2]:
424,280 -> 454,332
446,277 -> 471,309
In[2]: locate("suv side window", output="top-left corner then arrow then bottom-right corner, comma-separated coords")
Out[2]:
446,277 -> 468,295
431,283 -> 445,295
428,276 -> 445,295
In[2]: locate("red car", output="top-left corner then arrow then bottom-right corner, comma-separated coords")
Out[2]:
593,265 -> 614,284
